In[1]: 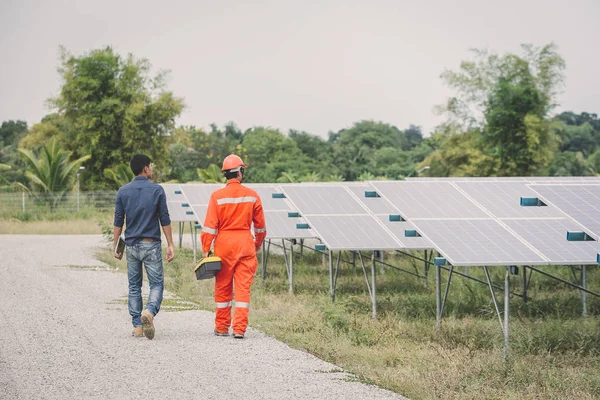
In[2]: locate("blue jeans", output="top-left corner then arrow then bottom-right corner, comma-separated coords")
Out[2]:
126,241 -> 164,327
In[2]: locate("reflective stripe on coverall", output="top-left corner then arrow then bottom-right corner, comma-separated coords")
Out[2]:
201,180 -> 267,335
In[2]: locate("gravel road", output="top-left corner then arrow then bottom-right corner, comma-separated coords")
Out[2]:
0,235 -> 407,400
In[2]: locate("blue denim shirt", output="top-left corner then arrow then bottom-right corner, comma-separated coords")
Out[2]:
114,176 -> 171,245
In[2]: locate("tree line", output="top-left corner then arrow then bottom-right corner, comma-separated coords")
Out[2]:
1,44 -> 599,198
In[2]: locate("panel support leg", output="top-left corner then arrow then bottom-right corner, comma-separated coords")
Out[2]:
582,265 -> 588,317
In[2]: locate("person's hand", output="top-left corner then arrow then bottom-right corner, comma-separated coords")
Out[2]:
255,246 -> 261,254
166,245 -> 175,263
114,251 -> 123,260
202,251 -> 208,258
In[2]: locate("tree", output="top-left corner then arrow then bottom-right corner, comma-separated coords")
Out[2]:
331,120 -> 408,180
18,140 -> 91,208
433,43 -> 565,176
241,127 -> 309,182
197,164 -> 225,183
0,120 -> 28,148
103,164 -> 134,189
438,44 -> 565,129
0,120 -> 29,186
50,46 -> 184,188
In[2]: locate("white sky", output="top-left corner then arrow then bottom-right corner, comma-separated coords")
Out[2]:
1,0 -> 598,137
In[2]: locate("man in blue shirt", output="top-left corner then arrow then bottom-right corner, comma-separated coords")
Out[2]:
113,154 -> 175,340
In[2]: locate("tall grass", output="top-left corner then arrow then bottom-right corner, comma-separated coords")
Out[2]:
98,246 -> 600,399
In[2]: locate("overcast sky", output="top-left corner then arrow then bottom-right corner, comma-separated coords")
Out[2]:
1,0 -> 598,137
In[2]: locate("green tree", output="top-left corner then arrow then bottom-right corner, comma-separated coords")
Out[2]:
330,120 -> 409,180
0,120 -> 28,147
241,127 -> 310,182
197,164 -> 225,183
434,43 -> 565,176
50,46 -> 184,188
18,140 -> 91,208
0,120 -> 29,186
103,164 -> 134,189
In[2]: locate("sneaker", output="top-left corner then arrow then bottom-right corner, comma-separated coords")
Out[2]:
233,333 -> 244,339
214,329 -> 229,337
131,326 -> 143,338
141,309 -> 155,340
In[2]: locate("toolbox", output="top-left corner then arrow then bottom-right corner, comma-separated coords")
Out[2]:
194,255 -> 222,280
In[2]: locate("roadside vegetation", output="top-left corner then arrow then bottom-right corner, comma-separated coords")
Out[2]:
96,244 -> 600,400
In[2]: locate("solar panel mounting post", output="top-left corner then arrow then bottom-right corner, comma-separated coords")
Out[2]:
281,240 -> 293,294
260,240 -> 266,283
582,266 -> 588,317
436,260 -> 442,332
178,222 -> 183,248
328,250 -> 334,302
503,266 -> 510,363
371,251 -> 377,319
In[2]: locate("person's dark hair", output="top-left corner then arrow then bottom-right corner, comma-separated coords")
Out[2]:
224,166 -> 244,180
130,154 -> 152,176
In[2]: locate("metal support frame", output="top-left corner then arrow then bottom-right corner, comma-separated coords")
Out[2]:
435,264 -> 454,331
281,239 -> 293,293
423,250 -> 429,288
178,221 -> 183,248
522,266 -> 528,303
328,250 -> 334,301
582,265 -> 588,317
503,267 -> 510,362
371,252 -> 377,319
526,266 -> 599,298
329,251 -> 342,302
260,240 -> 266,282
483,266 -> 511,362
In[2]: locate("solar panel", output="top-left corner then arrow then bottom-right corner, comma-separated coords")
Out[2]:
166,202 -> 198,222
529,184 -> 600,239
371,181 -> 488,219
375,216 -> 432,250
345,184 -> 400,215
246,184 -> 292,211
281,185 -> 368,215
161,184 -> 184,202
456,182 -> 563,218
181,184 -> 223,205
307,215 -> 402,250
263,211 -> 317,239
191,205 -> 208,225
503,218 -> 599,265
412,219 -> 547,266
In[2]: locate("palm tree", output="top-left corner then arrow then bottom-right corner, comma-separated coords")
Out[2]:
0,163 -> 10,186
277,171 -> 298,183
18,140 -> 90,209
197,164 -> 225,183
104,164 -> 134,189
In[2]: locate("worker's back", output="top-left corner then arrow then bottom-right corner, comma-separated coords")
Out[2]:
202,180 -> 266,260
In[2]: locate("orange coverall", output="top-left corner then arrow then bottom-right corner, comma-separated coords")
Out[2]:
200,180 -> 267,335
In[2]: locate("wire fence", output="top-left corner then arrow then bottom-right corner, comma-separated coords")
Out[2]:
0,191 -> 117,218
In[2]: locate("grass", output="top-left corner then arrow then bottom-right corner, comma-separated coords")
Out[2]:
96,244 -> 600,400
0,219 -> 109,234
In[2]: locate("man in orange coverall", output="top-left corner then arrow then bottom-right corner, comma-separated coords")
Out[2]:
201,154 -> 267,339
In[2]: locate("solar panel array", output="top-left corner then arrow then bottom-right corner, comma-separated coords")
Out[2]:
161,177 -> 600,266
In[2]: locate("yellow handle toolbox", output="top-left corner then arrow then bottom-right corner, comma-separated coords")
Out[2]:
194,256 -> 222,280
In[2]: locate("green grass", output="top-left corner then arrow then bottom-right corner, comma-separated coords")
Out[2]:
97,245 -> 600,400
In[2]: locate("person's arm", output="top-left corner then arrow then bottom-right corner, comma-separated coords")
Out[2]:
157,187 -> 174,262
201,194 -> 219,258
252,196 -> 267,253
161,224 -> 175,263
113,191 -> 125,259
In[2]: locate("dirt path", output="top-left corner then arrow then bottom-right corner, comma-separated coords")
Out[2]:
0,235 -> 407,400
